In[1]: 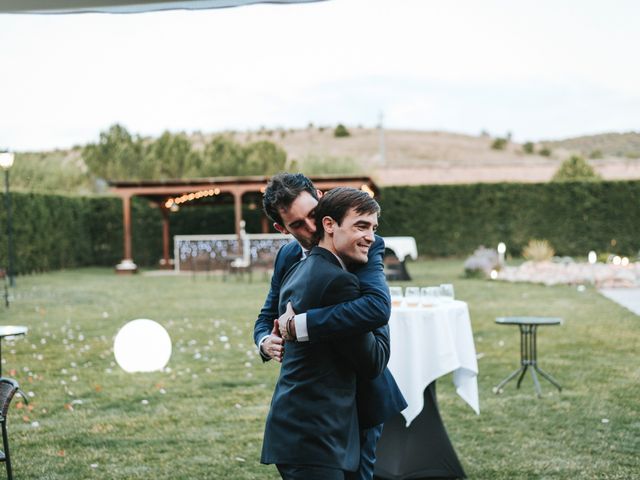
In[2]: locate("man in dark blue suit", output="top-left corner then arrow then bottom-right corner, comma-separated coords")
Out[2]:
254,174 -> 406,480
263,187 -> 391,479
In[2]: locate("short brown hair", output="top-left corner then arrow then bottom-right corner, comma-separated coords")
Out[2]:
314,187 -> 380,240
262,173 -> 318,226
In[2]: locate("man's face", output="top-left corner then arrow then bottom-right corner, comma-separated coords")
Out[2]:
274,191 -> 319,251
330,208 -> 378,265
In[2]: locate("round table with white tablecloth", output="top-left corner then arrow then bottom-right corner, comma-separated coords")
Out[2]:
374,301 -> 479,480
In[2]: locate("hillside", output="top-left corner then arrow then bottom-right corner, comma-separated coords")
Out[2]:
543,132 -> 640,159
10,127 -> 640,192
220,127 -> 640,185
214,127 -> 554,168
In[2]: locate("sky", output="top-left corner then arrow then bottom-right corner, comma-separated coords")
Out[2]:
1,0 -> 639,151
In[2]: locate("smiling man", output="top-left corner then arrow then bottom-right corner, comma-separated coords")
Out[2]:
253,174 -> 406,480
262,187 -> 389,479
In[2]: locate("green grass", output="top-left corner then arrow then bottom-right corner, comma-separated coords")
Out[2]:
1,260 -> 638,479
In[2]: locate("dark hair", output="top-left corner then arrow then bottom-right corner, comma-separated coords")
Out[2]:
263,173 -> 318,226
314,187 -> 380,240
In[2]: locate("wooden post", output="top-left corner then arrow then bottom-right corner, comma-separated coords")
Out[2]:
233,190 -> 243,238
161,207 -> 171,268
115,194 -> 137,274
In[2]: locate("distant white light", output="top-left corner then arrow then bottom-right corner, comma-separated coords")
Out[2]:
490,269 -> 498,280
588,251 -> 597,264
612,256 -> 622,266
621,257 -> 629,266
114,319 -> 172,373
0,152 -> 15,170
497,242 -> 506,254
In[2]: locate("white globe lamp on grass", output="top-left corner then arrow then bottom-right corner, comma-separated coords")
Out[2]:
114,319 -> 172,373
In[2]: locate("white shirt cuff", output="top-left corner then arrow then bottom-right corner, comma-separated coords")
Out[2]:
258,334 -> 270,358
295,313 -> 309,342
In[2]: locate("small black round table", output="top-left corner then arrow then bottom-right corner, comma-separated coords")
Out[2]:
493,317 -> 562,398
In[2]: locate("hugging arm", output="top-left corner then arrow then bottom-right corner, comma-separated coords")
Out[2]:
253,246 -> 290,362
305,237 -> 391,342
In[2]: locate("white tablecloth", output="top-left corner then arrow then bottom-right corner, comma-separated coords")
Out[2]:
382,236 -> 418,262
388,300 -> 479,426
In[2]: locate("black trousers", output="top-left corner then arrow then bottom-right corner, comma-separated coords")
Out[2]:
277,464 -> 345,480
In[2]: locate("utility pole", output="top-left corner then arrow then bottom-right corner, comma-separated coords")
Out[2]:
378,111 -> 386,166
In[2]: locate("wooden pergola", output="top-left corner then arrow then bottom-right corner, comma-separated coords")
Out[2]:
108,175 -> 379,272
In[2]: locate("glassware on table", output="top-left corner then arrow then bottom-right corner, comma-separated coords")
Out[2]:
420,286 -> 439,306
405,287 -> 420,307
389,287 -> 404,307
440,283 -> 455,302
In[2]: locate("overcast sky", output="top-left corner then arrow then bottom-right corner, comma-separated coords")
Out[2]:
1,0 -> 639,151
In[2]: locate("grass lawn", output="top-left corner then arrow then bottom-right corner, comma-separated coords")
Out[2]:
1,260 -> 638,479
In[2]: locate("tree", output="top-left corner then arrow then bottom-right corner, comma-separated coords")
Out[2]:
144,131 -> 200,179
552,155 -> 602,182
200,135 -> 246,176
523,142 -> 535,154
244,140 -> 287,175
83,124 -> 144,180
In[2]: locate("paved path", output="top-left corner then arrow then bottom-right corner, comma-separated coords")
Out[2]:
599,288 -> 640,316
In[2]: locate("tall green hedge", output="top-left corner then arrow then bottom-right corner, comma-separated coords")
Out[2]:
0,194 -> 271,273
0,181 -> 637,274
376,181 -> 640,257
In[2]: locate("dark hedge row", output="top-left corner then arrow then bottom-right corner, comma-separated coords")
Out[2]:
376,181 -> 640,257
0,193 -> 269,273
0,181 -> 637,274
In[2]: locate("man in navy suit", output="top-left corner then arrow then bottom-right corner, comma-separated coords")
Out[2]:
254,174 -> 406,480
263,187 -> 391,479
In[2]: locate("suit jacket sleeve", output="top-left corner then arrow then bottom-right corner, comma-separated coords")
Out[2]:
334,325 -> 390,380
325,274 -> 390,379
305,236 -> 391,342
253,244 -> 294,359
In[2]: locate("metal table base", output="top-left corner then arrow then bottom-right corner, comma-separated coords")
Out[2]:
494,317 -> 562,398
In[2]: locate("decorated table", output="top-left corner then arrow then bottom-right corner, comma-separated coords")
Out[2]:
374,300 -> 479,479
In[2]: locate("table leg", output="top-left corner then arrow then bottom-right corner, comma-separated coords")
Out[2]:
535,366 -> 562,392
494,366 -> 525,393
516,365 -> 529,389
529,366 -> 542,398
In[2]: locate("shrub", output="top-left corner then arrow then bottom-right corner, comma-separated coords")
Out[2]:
334,124 -> 351,138
552,155 -> 602,182
491,138 -> 507,150
539,147 -> 552,157
523,142 -> 535,154
522,239 -> 555,262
